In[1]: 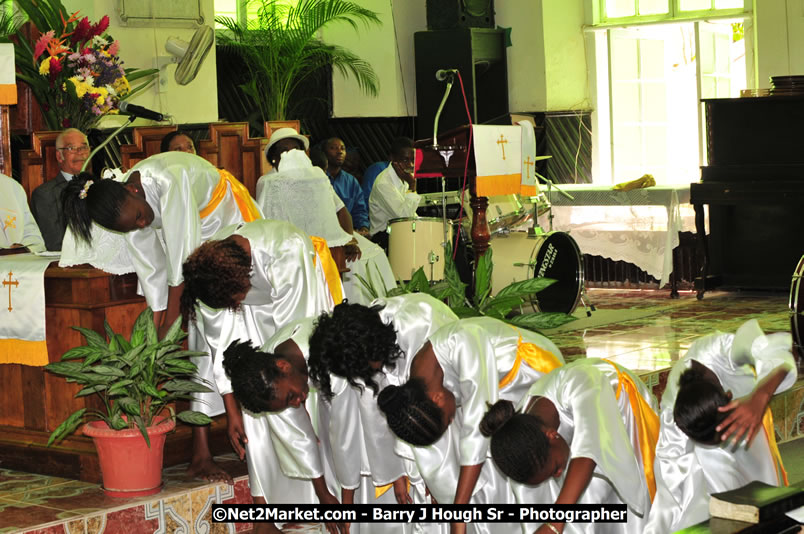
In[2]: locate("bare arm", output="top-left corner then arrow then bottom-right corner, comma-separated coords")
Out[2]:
449,463 -> 484,534
154,283 -> 184,337
537,457 -> 596,534
222,393 -> 247,460
717,365 -> 789,445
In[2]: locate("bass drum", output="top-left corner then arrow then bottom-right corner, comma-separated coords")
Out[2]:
789,255 -> 804,361
490,231 -> 584,314
387,217 -> 451,281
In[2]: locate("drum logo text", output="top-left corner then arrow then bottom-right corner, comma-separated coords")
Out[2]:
537,244 -> 558,278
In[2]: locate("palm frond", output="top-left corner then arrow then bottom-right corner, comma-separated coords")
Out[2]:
216,0 -> 381,121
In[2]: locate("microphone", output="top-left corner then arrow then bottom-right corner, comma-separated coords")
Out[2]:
118,102 -> 169,122
435,69 -> 458,82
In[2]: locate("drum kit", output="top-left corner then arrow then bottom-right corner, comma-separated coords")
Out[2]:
387,186 -> 594,316
789,255 -> 804,361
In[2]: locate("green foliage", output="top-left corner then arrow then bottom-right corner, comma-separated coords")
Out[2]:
215,0 -> 381,121
45,307 -> 212,447
391,241 -> 577,333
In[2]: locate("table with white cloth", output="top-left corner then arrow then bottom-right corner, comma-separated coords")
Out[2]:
536,184 -> 699,295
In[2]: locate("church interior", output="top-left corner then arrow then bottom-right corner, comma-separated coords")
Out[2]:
1,0 -> 803,533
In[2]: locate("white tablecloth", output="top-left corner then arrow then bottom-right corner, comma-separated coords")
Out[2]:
536,184 -> 699,288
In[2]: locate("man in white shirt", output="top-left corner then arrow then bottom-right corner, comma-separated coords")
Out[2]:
368,137 -> 420,250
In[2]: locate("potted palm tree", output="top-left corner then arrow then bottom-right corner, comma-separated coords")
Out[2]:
215,0 -> 381,123
45,308 -> 212,497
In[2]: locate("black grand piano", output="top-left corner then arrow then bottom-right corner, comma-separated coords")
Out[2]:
691,94 -> 804,297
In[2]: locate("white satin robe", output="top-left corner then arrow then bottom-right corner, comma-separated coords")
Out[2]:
644,319 -> 796,534
219,318 -> 338,533
397,317 -> 565,534
327,294 -> 458,534
123,153 -> 262,417
513,358 -> 658,534
0,175 -> 45,252
203,220 -> 333,416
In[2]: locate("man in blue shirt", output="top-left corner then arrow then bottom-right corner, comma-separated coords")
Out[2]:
324,137 -> 370,236
361,160 -> 389,206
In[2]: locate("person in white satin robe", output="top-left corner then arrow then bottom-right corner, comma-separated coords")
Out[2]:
308,294 -> 459,534
221,336 -> 344,534
481,358 -> 659,534
62,152 -> 261,483
0,174 -> 45,252
644,319 -> 796,534
376,317 -> 565,534
257,129 -> 396,305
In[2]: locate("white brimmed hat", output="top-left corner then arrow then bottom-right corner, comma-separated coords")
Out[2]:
265,128 -> 309,159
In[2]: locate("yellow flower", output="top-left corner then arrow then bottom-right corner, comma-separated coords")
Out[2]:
39,60 -> 50,75
68,77 -> 88,98
94,86 -> 108,106
113,76 -> 131,96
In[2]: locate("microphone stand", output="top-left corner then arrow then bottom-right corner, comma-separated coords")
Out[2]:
432,74 -> 455,266
81,116 -> 136,173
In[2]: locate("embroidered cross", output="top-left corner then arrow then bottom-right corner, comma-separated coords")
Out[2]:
3,271 -> 19,312
496,134 -> 508,160
523,156 -> 534,179
3,216 -> 15,231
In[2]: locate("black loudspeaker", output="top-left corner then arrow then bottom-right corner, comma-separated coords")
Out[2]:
426,0 -> 495,30
414,28 -> 509,137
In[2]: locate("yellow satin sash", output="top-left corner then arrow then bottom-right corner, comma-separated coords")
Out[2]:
309,236 -> 343,305
199,169 -> 261,222
498,335 -> 563,389
375,477 -> 411,499
761,406 -> 789,486
603,359 -> 659,501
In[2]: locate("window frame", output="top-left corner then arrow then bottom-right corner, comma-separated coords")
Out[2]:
597,0 -> 748,26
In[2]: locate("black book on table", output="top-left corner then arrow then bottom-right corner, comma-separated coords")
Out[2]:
709,480 -> 804,524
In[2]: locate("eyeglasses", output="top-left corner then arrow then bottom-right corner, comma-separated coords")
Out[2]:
58,144 -> 90,153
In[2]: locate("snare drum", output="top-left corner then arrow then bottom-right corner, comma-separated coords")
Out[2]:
789,255 -> 804,358
486,194 -> 532,233
387,217 -> 452,281
490,231 -> 584,314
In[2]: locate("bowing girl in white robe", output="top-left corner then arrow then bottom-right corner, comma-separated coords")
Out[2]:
62,152 -> 261,482
644,319 -> 796,533
481,358 -> 659,534
377,316 -> 565,534
308,294 -> 459,534
220,335 -> 343,534
0,174 -> 45,252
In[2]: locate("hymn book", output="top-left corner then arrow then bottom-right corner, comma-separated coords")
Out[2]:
709,481 -> 804,524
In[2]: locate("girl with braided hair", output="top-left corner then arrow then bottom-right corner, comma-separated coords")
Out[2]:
377,316 -> 565,534
645,320 -> 796,533
308,294 -> 457,534
480,358 -> 659,534
62,151 -> 261,484
221,339 -> 345,534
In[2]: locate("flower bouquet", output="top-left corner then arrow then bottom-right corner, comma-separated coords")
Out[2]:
2,0 -> 157,131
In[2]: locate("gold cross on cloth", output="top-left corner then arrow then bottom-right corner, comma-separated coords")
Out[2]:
523,156 -> 534,179
3,271 -> 18,311
496,134 -> 508,160
3,216 -> 15,230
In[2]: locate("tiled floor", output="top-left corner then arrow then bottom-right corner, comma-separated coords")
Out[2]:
2,288 -> 803,533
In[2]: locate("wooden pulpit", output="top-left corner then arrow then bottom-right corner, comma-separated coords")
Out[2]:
414,125 -> 491,258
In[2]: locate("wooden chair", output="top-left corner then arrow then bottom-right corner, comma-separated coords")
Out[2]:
119,125 -> 177,170
18,131 -> 60,202
198,122 -> 269,198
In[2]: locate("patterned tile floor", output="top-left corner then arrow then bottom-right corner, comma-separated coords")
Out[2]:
1,288 -> 802,533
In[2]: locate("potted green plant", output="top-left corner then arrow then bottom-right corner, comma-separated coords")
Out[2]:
215,0 -> 381,123
45,308 -> 212,497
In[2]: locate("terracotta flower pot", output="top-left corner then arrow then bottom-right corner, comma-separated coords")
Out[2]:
83,417 -> 176,498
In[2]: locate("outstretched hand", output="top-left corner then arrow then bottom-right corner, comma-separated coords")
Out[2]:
227,408 -> 248,460
716,391 -> 769,446
393,475 -> 412,504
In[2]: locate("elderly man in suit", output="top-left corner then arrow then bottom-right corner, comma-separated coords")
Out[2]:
31,128 -> 90,251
